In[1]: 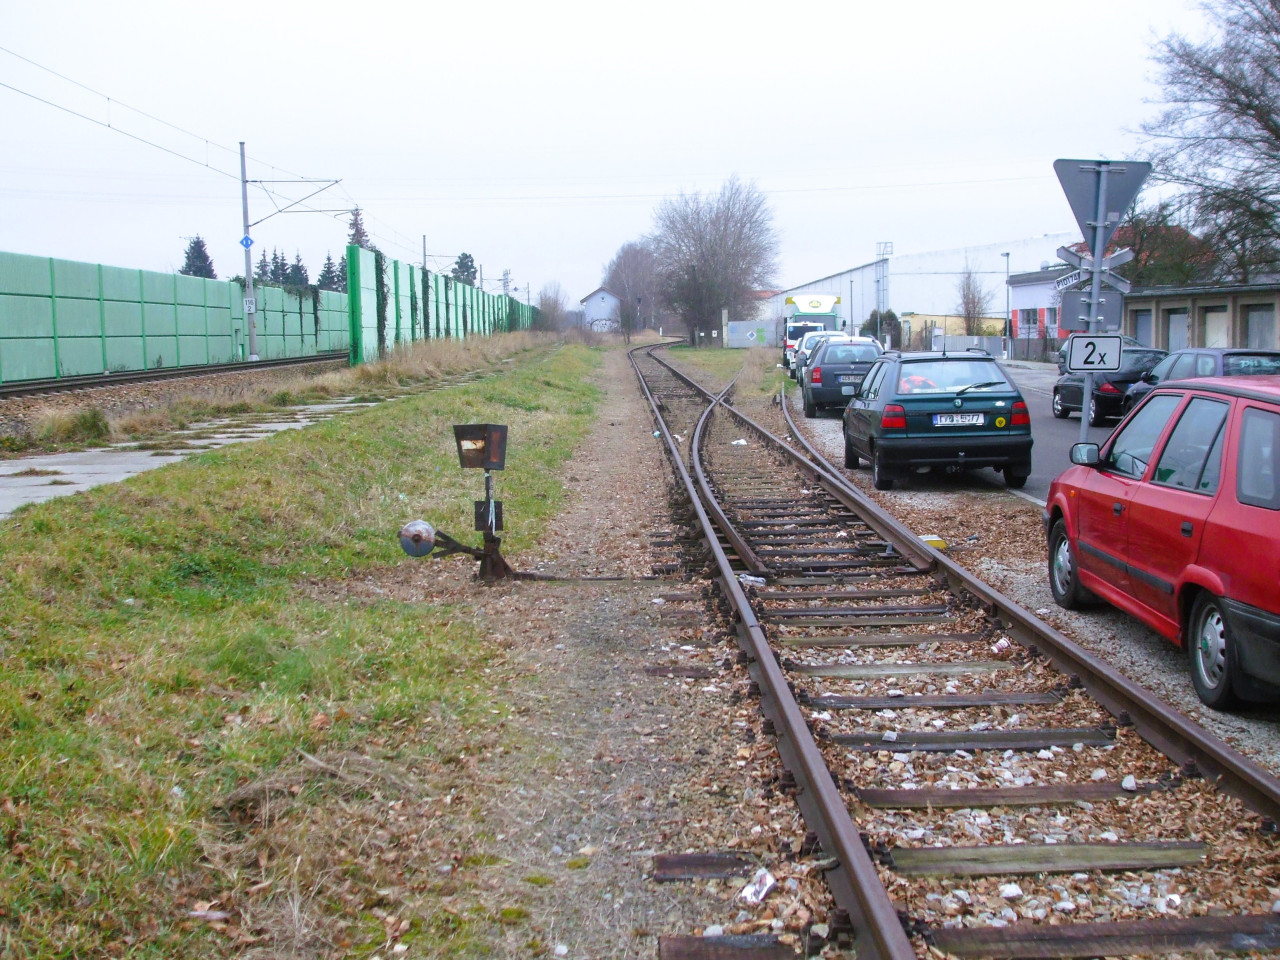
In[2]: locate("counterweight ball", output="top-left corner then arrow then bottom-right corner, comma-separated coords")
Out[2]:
398,519 -> 436,557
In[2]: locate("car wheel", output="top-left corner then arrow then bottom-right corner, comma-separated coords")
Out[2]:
1088,396 -> 1107,427
871,447 -> 894,490
1048,519 -> 1088,609
1005,468 -> 1029,489
1051,390 -> 1070,419
1188,592 -> 1240,711
803,394 -> 817,418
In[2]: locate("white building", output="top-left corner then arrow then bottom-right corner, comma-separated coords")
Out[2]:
579,287 -> 620,331
768,235 -> 1077,347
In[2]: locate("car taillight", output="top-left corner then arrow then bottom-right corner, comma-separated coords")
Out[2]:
1011,400 -> 1030,426
1099,381 -> 1121,394
881,404 -> 907,429
811,366 -> 822,384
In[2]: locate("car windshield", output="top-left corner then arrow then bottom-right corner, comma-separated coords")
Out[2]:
788,324 -> 823,341
896,360 -> 1011,394
1224,354 -> 1280,375
1120,349 -> 1166,373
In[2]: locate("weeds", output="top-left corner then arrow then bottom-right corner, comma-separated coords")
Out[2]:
0,338 -> 602,956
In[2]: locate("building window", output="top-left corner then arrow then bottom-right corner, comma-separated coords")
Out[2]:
1201,307 -> 1230,348
1165,309 -> 1189,351
1245,304 -> 1276,349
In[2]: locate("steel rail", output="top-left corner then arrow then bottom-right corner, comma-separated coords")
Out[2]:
0,351 -> 350,399
642,351 -> 771,574
630,343 -> 917,960
776,383 -> 1280,825
646,349 -> 935,573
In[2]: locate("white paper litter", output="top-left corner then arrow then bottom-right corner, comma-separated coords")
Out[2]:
738,868 -> 776,905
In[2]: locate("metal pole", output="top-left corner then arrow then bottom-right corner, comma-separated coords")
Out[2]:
1080,163 -> 1111,443
1002,252 -> 1011,358
422,235 -> 427,271
239,142 -> 259,362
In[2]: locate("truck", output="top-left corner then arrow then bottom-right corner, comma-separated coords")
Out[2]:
781,294 -> 842,372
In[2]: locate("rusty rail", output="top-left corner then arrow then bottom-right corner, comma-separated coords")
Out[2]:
630,343 -> 917,960
775,383 -> 1280,824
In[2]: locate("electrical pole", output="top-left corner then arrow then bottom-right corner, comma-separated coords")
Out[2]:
478,265 -> 484,292
502,269 -> 510,297
239,142 -> 259,361
422,235 -> 427,272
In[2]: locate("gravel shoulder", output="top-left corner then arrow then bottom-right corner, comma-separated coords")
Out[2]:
767,388 -> 1280,781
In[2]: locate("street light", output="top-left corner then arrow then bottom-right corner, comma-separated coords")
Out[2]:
1001,252 -> 1011,358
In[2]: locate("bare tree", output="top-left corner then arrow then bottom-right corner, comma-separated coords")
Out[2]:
955,266 -> 993,337
604,241 -> 658,344
535,282 -> 568,331
1143,0 -> 1280,280
651,177 -> 778,346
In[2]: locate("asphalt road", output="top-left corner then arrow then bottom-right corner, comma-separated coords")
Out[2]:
1003,361 -> 1117,503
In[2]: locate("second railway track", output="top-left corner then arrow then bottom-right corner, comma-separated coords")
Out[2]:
633,342 -> 1280,960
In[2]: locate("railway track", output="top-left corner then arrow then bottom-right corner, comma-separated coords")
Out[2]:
632,342 -> 1280,960
0,351 -> 350,399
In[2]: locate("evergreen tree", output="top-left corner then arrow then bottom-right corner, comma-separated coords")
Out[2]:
348,207 -> 371,249
317,253 -> 341,292
285,252 -> 309,288
337,255 -> 347,293
254,249 -> 270,283
270,248 -> 287,284
179,236 -> 217,279
450,252 -> 477,286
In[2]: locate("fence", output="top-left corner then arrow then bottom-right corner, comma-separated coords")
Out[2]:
0,250 -> 349,384
346,245 -> 538,364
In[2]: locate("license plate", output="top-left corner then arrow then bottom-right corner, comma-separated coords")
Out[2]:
933,413 -> 984,426
838,375 -> 860,384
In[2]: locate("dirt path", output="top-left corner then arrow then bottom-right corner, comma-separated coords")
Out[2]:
382,348 -> 831,958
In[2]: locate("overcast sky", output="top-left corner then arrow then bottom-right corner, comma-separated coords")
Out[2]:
1,1 -> 1209,309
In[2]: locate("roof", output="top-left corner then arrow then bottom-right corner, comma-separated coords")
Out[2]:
1158,375 -> 1280,404
579,286 -> 619,304
1128,281 -> 1280,298
1009,266 -> 1074,286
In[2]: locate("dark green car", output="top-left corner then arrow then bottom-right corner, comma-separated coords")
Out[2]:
841,351 -> 1033,490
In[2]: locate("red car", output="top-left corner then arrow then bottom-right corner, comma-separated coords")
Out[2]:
1044,377 -> 1280,709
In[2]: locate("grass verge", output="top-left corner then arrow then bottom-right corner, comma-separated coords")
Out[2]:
0,339 -> 603,957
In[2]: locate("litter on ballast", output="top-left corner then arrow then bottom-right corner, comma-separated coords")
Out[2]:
738,868 -> 776,905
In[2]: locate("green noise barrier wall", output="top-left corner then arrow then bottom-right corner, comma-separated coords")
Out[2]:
0,250 -> 351,385
346,244 -> 538,365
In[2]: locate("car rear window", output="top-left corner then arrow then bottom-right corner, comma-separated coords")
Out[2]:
1121,350 -> 1166,373
1223,354 -> 1280,376
1237,407 -> 1280,510
822,344 -> 880,363
895,360 -> 1011,394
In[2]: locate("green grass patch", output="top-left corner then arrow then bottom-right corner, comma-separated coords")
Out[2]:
0,342 -> 603,957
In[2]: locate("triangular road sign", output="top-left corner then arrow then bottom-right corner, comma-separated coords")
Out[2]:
1053,159 -> 1152,249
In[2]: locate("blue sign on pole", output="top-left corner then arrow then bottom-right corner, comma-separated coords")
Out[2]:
240,235 -> 254,249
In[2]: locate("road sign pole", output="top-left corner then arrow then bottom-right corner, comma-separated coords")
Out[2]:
240,142 -> 259,362
1080,162 -> 1111,442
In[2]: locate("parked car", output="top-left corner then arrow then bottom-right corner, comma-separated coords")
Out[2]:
782,321 -> 827,372
842,350 -> 1033,490
792,330 -> 850,381
1052,346 -> 1167,425
1045,377 -> 1280,709
800,337 -> 883,417
1055,334 -> 1144,374
1123,348 -> 1280,412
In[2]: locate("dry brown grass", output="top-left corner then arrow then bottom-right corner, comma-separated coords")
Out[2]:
14,332 -> 555,450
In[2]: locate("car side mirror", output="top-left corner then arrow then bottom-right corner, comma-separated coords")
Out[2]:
1070,442 -> 1101,466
